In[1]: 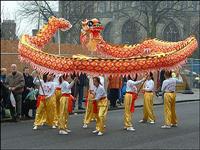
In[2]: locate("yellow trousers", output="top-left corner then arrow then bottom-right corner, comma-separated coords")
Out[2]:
54,89 -> 62,125
124,93 -> 135,128
143,92 -> 156,121
34,95 -> 56,126
58,96 -> 70,130
164,93 -> 177,125
96,98 -> 108,133
83,92 -> 97,125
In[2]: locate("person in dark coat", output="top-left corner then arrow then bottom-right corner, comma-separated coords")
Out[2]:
22,67 -> 34,119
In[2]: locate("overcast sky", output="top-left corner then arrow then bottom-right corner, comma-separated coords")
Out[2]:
1,1 -> 58,37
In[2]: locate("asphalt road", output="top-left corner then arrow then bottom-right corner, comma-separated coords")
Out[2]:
1,101 -> 199,149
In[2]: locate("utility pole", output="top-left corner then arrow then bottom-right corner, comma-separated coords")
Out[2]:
58,30 -> 61,55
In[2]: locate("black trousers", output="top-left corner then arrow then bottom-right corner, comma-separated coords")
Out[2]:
109,89 -> 119,107
9,93 -> 22,120
22,90 -> 30,117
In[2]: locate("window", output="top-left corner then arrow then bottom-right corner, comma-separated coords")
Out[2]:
119,1 -> 123,10
191,1 -> 198,11
163,22 -> 180,42
181,1 -> 188,9
98,2 -> 105,13
110,2 -> 114,12
166,1 -> 173,8
106,1 -> 111,12
121,19 -> 140,44
94,3 -> 98,13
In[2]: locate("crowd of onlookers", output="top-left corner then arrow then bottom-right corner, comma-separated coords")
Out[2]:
0,64 -> 129,122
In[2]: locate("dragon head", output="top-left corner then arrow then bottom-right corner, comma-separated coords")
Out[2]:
80,18 -> 104,52
49,16 -> 72,31
81,18 -> 104,33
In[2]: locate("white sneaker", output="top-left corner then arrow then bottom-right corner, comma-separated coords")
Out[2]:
92,130 -> 99,133
127,127 -> 135,131
66,129 -> 71,133
171,124 -> 178,127
97,132 -> 103,136
139,120 -> 147,123
83,124 -> 88,128
161,125 -> 171,129
33,126 -> 38,130
59,130 -> 68,135
149,121 -> 155,124
52,125 -> 57,129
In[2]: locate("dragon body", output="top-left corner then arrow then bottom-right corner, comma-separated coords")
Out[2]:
18,17 -> 198,76
80,18 -> 195,58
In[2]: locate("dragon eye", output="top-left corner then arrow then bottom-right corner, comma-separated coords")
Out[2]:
87,21 -> 93,27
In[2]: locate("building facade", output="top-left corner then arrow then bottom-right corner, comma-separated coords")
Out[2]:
1,20 -> 17,40
59,1 -> 199,58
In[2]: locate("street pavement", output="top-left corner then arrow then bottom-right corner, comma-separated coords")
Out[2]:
1,101 -> 199,149
73,88 -> 200,113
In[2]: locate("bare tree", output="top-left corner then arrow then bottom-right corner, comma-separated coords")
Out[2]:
115,1 -> 196,38
60,1 -> 95,44
17,1 -> 56,24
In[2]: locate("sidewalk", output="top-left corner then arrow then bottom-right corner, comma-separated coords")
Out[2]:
1,88 -> 199,122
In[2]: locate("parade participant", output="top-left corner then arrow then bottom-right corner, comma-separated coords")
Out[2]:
91,76 -> 108,136
124,74 -> 145,131
33,73 -> 56,130
58,74 -> 77,135
82,75 -> 96,128
161,70 -> 183,129
139,72 -> 156,124
53,74 -> 62,126
82,75 -> 105,128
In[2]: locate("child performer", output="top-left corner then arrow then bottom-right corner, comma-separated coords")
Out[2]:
124,74 -> 145,131
58,75 -> 77,135
161,70 -> 183,129
139,72 -> 156,124
91,76 -> 108,136
33,73 -> 56,130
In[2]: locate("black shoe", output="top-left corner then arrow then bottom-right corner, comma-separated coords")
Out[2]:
78,107 -> 85,110
11,117 -> 18,122
25,115 -> 32,119
113,105 -> 118,109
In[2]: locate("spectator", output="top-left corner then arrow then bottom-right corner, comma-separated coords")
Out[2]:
159,70 -> 165,91
31,70 -> 41,118
70,72 -> 78,110
22,66 -> 34,119
118,76 -> 127,105
1,68 -> 9,119
77,73 -> 87,110
108,75 -> 123,108
5,64 -> 25,122
0,68 -> 7,83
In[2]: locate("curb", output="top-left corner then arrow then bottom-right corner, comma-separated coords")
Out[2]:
1,99 -> 199,123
